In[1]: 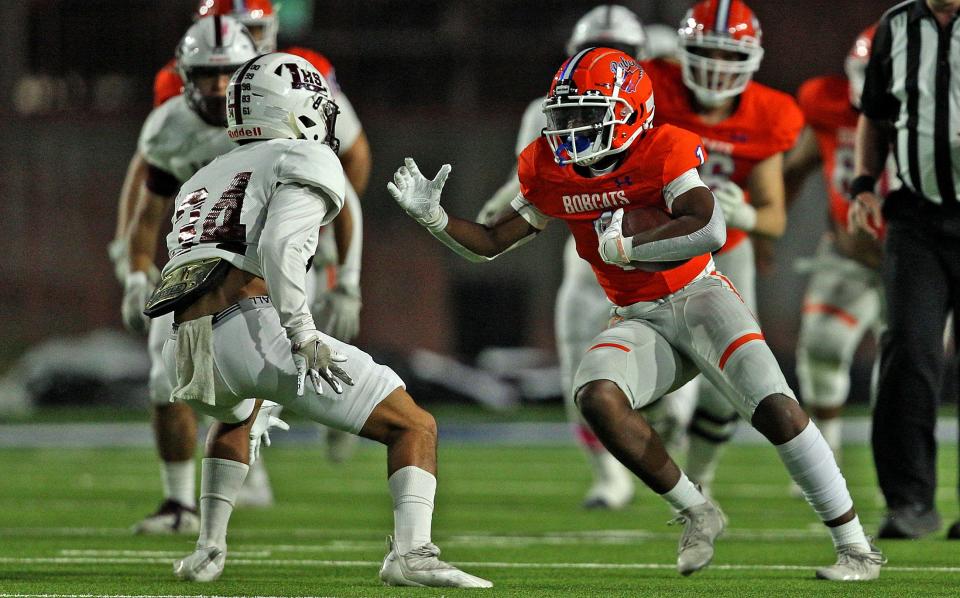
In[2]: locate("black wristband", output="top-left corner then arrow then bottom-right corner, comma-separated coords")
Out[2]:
849,175 -> 877,200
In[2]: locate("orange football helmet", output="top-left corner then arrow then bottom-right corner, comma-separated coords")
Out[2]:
678,0 -> 764,106
197,0 -> 278,52
542,47 -> 655,166
845,23 -> 877,109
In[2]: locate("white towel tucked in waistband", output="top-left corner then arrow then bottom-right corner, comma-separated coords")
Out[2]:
171,315 -> 216,406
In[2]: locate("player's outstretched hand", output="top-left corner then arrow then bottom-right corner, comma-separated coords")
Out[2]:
312,283 -> 362,342
290,330 -> 354,397
248,401 -> 289,464
598,208 -> 632,268
122,271 -> 153,334
387,158 -> 451,231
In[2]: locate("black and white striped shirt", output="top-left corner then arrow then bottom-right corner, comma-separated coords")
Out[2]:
862,0 -> 960,206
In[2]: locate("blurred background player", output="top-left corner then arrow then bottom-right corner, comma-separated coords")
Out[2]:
158,0 -> 371,464
118,15 -> 258,533
390,46 -> 884,582
783,25 -> 893,466
159,52 -> 490,587
639,0 -> 804,496
477,4 -> 671,510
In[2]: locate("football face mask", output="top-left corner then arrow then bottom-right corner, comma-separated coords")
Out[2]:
543,99 -> 622,166
542,48 -> 654,167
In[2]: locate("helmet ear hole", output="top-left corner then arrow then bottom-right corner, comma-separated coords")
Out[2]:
313,134 -> 319,140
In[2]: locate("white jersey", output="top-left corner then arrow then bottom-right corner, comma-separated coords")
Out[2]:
138,95 -> 236,184
164,138 -> 344,275
163,138 -> 345,335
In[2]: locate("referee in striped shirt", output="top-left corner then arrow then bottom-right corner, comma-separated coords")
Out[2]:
849,0 -> 960,540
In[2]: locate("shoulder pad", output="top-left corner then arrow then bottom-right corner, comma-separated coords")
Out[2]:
276,141 -> 346,209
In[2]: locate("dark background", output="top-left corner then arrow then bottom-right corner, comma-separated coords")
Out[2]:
0,1 -> 899,405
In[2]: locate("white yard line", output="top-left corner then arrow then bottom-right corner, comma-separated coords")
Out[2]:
2,556 -> 958,573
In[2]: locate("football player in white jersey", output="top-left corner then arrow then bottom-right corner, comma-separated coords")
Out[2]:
152,52 -> 490,588
118,16 -> 363,532
119,16 -> 258,534
477,5 -> 655,510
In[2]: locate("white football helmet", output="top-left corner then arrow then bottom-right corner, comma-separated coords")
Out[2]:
177,15 -> 259,126
226,52 -> 340,149
566,4 -> 647,59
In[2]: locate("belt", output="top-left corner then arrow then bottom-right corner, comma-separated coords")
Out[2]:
171,296 -> 271,333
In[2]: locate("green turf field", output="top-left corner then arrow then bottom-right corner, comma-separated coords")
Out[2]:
0,442 -> 957,597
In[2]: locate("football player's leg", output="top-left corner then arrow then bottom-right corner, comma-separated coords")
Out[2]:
678,277 -> 880,578
555,240 -> 633,509
684,240 -> 756,495
573,319 -> 723,576
174,398 -> 260,583
796,259 -> 881,458
134,312 -> 199,535
216,303 -> 490,588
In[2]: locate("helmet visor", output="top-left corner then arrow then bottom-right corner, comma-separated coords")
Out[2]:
543,99 -> 617,165
184,65 -> 242,126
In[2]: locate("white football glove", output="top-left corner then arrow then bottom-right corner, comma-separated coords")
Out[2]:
312,283 -> 362,342
713,181 -> 757,231
386,158 -> 451,232
290,330 -> 354,397
597,208 -> 633,268
248,401 -> 289,465
121,271 -> 153,334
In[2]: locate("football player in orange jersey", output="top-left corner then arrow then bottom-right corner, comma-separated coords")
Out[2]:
477,4 -> 652,511
783,25 -> 892,468
389,48 -> 883,580
633,0 -> 804,497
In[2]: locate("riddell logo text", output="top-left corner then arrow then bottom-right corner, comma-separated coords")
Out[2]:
562,190 -> 629,214
228,127 -> 262,139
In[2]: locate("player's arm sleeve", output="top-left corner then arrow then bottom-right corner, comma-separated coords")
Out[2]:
259,184 -> 332,337
860,16 -> 896,122
631,170 -> 725,262
276,143 -> 346,225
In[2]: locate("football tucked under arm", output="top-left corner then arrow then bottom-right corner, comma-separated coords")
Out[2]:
598,171 -> 725,268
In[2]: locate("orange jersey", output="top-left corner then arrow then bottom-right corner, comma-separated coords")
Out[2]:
152,46 -> 339,107
517,124 -> 711,306
797,75 -> 860,230
641,59 -> 804,252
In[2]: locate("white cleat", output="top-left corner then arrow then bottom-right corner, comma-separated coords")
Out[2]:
379,536 -> 492,588
671,499 -> 726,576
235,457 -> 274,508
173,545 -> 225,582
131,499 -> 199,535
815,542 -> 886,581
582,452 -> 635,510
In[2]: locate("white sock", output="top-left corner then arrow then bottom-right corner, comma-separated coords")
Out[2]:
197,458 -> 249,549
388,466 -> 436,554
815,417 -> 843,461
661,472 -> 708,512
828,515 -> 870,550
774,420 -> 855,523
161,459 -> 196,509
